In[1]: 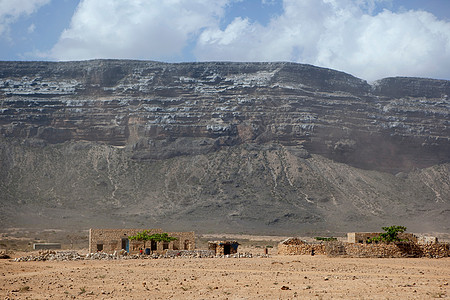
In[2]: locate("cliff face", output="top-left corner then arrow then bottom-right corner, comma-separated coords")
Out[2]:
0,60 -> 449,233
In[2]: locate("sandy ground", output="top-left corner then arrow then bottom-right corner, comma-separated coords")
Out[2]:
1,252 -> 449,300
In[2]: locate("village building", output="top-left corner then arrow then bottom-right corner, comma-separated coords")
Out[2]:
208,241 -> 239,255
89,229 -> 195,254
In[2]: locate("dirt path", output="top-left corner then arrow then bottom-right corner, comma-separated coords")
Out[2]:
1,255 -> 449,299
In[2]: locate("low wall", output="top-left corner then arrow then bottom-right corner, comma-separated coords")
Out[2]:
344,242 -> 449,258
279,241 -> 450,258
278,243 -> 326,255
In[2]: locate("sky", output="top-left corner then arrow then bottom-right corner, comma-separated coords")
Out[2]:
0,0 -> 450,81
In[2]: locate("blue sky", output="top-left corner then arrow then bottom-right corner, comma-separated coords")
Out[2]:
0,0 -> 449,81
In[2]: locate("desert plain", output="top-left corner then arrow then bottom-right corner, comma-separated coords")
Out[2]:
1,248 -> 449,300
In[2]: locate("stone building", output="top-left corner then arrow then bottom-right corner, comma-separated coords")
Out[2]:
208,241 -> 239,255
89,228 -> 195,254
347,232 -> 418,244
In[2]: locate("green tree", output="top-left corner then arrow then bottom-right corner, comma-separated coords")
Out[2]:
128,230 -> 153,249
147,233 -> 178,243
128,231 -> 177,249
368,226 -> 407,244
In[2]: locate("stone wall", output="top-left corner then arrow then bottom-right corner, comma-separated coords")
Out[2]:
278,243 -> 326,255
278,240 -> 450,258
344,242 -> 449,258
277,238 -> 326,255
89,229 -> 195,254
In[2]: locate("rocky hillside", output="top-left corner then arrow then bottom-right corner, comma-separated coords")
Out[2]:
0,60 -> 449,234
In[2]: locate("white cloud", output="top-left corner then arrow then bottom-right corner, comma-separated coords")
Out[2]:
195,0 -> 450,80
50,0 -> 231,61
0,0 -> 50,39
48,0 -> 450,80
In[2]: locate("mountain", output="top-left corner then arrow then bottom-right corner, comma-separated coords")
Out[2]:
0,60 -> 449,234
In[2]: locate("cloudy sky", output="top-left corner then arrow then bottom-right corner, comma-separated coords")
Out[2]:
0,0 -> 449,81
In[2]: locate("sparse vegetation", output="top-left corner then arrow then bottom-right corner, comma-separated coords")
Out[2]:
78,287 -> 86,295
19,286 -> 30,292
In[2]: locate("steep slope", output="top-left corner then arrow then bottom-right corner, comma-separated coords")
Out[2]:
0,140 -> 448,233
0,60 -> 449,233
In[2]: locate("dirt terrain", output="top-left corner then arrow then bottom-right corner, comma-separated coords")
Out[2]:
1,251 -> 448,299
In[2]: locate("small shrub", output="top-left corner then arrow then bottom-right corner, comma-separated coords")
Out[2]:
79,287 -> 86,295
19,286 -> 30,292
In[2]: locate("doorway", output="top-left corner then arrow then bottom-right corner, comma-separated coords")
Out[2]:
121,238 -> 129,252
224,244 -> 231,255
151,240 -> 157,251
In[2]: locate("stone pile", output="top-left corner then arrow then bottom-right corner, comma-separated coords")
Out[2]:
14,251 -> 82,262
85,252 -> 120,260
217,252 -> 267,258
165,250 -> 215,258
14,250 -> 267,262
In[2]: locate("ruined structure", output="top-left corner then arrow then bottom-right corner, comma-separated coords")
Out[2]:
88,229 -> 195,254
208,241 -> 240,255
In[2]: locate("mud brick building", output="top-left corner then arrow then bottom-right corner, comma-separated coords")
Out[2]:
89,229 -> 195,254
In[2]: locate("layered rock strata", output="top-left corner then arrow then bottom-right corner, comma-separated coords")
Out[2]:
0,60 -> 448,233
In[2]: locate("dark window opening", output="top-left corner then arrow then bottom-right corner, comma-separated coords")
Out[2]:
224,244 -> 231,255
163,242 -> 169,250
151,240 -> 157,251
97,244 -> 103,251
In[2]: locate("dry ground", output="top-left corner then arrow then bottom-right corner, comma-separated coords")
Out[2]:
1,253 -> 449,299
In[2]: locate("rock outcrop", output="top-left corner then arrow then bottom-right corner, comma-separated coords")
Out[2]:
0,60 -> 449,233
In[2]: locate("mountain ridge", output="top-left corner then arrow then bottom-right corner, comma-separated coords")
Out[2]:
0,60 -> 449,233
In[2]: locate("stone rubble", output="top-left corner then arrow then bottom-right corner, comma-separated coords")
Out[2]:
14,250 -> 82,262
13,250 -> 270,262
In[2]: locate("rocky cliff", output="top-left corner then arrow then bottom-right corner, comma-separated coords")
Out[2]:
0,60 -> 449,233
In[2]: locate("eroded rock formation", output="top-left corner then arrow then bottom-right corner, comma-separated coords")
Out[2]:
0,60 -> 448,233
